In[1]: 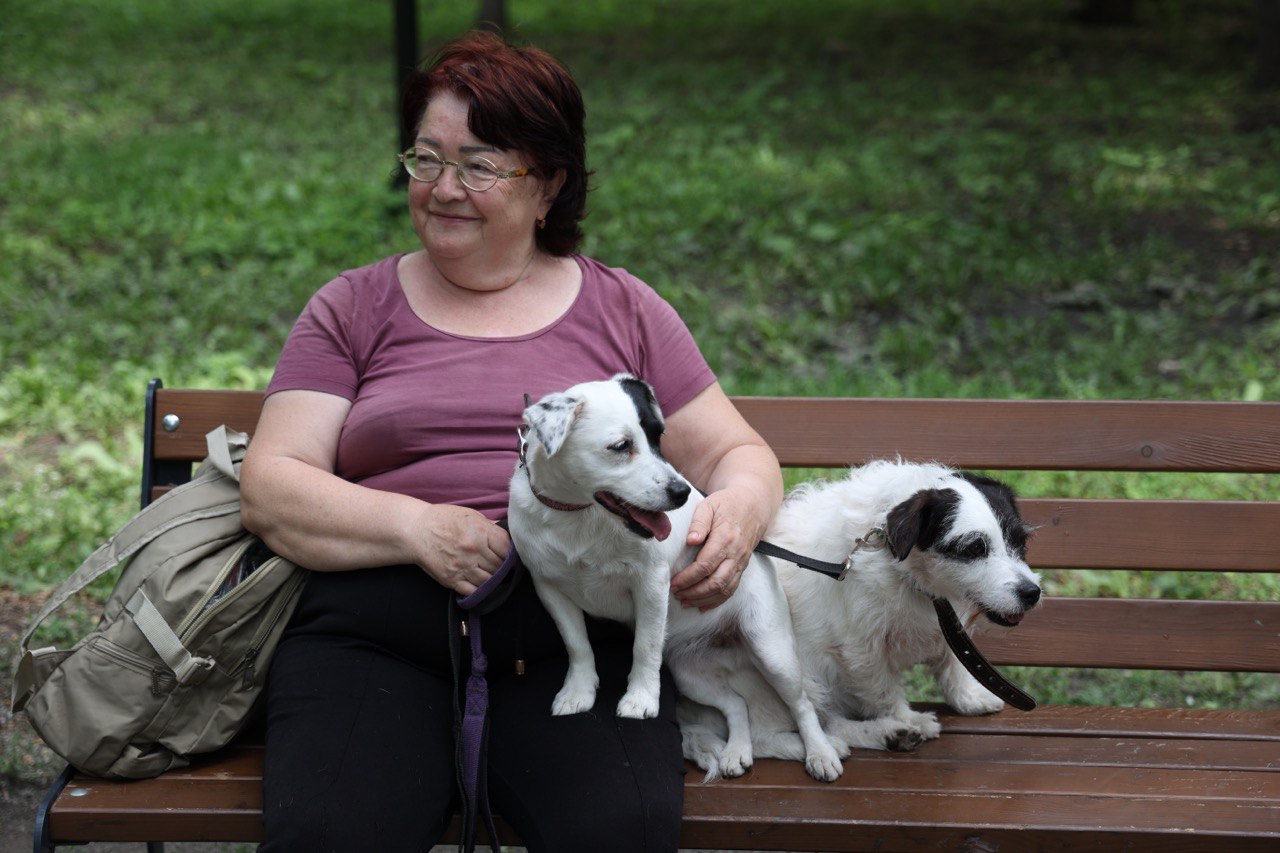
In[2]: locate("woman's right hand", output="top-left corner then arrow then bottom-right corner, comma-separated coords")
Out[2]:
413,504 -> 511,597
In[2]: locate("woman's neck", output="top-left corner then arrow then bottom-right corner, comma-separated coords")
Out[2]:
425,245 -> 540,297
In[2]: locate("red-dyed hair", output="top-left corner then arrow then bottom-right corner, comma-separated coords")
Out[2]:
401,31 -> 589,256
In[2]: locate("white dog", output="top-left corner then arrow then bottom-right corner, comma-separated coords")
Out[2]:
680,460 -> 1043,774
508,374 -> 843,781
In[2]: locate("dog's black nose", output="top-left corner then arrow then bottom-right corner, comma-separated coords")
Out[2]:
1016,581 -> 1042,608
667,480 -> 691,507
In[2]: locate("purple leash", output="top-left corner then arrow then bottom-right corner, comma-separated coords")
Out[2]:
452,542 -> 522,853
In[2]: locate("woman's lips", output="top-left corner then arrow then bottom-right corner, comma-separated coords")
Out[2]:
430,210 -> 477,223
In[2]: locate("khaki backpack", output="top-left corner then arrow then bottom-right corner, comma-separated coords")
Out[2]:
11,426 -> 307,779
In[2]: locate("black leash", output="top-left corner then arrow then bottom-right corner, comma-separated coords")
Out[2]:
754,535 -> 1036,712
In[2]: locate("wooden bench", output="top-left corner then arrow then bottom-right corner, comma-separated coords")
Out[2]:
33,379 -> 1280,851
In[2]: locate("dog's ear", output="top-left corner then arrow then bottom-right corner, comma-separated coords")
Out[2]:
885,488 -> 956,561
524,392 -> 585,458
613,373 -> 666,453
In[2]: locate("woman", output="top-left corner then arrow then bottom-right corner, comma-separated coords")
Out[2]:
241,31 -> 782,852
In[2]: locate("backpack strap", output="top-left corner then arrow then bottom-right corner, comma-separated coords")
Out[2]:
17,427 -> 247,655
123,589 -> 216,685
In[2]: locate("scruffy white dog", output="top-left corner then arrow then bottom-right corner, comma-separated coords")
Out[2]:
681,460 -> 1042,776
508,374 -> 843,781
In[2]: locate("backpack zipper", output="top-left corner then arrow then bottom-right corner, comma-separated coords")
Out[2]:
173,538 -> 255,639
231,569 -> 307,689
178,551 -> 283,645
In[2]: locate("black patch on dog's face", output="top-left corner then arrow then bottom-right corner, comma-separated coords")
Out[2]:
617,376 -> 666,456
885,488 -> 961,561
957,471 -> 1029,558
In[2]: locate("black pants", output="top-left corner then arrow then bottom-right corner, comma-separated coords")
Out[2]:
259,564 -> 685,852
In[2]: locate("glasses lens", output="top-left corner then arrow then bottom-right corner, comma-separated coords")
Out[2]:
459,157 -> 499,191
407,150 -> 444,182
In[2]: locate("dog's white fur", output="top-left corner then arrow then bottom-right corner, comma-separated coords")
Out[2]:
508,374 -> 843,781
680,460 -> 1043,773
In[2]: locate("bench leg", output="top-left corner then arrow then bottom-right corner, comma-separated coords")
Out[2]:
147,844 -> 166,853
33,764 -> 74,853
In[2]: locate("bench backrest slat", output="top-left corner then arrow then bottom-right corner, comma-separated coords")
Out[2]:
979,598 -> 1280,672
733,397 -> 1280,473
1021,498 -> 1280,572
150,391 -> 1280,473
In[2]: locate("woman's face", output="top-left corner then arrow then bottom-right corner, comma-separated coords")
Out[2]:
408,90 -> 558,273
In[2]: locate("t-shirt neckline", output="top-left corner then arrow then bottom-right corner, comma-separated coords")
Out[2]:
393,253 -> 587,342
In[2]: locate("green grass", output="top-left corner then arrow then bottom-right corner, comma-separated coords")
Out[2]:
2,0 -> 1278,718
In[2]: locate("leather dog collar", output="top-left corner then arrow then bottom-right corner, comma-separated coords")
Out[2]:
516,422 -> 591,512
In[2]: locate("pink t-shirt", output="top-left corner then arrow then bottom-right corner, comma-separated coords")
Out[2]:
266,253 -> 716,519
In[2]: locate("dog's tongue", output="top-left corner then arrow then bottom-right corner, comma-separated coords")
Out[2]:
595,491 -> 672,541
630,507 -> 672,541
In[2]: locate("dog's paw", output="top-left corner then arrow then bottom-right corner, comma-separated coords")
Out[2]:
717,742 -> 753,778
551,678 -> 598,716
949,688 -> 1006,716
616,689 -> 660,719
905,709 -> 942,740
805,751 -> 844,782
804,738 -> 844,782
884,726 -> 925,752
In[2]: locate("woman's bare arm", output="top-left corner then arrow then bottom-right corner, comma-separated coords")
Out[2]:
239,389 -> 509,597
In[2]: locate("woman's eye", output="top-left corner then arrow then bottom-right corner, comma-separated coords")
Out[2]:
463,159 -> 498,179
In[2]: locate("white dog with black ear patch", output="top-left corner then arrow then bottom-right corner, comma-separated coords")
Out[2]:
508,374 -> 844,782
680,460 -> 1043,774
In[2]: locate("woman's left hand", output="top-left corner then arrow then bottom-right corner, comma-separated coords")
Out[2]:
661,382 -> 783,612
670,485 -> 766,611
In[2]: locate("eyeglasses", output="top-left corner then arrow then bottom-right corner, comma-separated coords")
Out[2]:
398,148 -> 531,192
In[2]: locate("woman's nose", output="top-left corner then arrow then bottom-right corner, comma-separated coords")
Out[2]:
433,165 -> 468,200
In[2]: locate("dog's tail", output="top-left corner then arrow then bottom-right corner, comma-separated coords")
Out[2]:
680,721 -> 728,782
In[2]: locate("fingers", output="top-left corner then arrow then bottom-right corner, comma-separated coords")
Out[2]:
672,507 -> 749,611
420,506 -> 511,595
674,554 -> 748,611
685,501 -> 712,547
673,487 -> 772,610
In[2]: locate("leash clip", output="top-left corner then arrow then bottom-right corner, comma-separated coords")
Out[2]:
516,423 -> 530,469
838,527 -> 887,581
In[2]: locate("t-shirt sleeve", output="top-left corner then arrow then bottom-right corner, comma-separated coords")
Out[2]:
265,276 -> 361,400
631,278 -> 717,416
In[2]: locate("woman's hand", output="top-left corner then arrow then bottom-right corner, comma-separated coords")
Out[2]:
671,485 -> 768,611
413,504 -> 511,597
660,382 -> 784,612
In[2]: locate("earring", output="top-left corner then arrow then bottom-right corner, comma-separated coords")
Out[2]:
536,217 -> 546,230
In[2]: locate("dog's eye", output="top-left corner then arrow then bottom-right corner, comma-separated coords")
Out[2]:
959,539 -> 988,560
608,439 -> 633,454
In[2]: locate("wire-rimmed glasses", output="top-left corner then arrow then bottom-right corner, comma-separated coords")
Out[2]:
398,148 -> 531,192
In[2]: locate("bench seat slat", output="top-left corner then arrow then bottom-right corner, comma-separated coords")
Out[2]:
884,732 -> 1280,770
978,597 -> 1280,672
715,756 -> 1279,801
934,704 -> 1280,740
681,784 -> 1280,852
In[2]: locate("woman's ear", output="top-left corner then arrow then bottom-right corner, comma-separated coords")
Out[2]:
540,168 -> 567,213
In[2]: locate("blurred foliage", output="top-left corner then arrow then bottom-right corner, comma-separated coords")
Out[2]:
2,0 -> 1277,714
